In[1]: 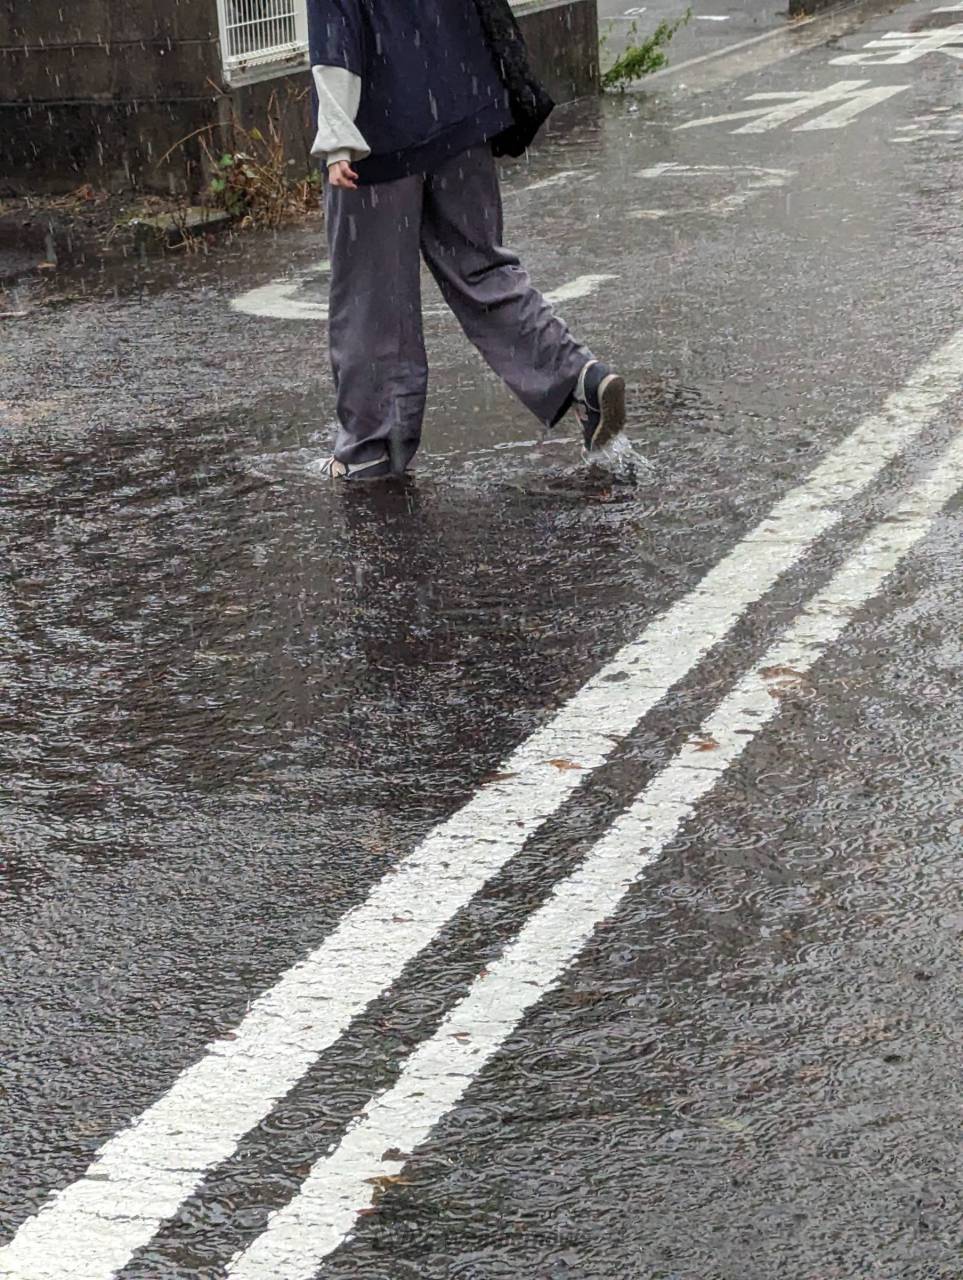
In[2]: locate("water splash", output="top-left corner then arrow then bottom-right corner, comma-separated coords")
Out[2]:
583,433 -> 657,485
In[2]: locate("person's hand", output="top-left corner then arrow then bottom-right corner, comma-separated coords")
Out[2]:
328,160 -> 359,190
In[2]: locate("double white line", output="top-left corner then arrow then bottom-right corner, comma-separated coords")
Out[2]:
2,327 -> 962,1280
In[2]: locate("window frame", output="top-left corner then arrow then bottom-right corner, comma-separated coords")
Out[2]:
215,0 -> 310,87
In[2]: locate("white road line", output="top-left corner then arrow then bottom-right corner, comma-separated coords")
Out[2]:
226,424 -> 963,1280
544,273 -> 617,304
231,268 -> 329,321
830,23 -> 963,66
793,83 -> 912,131
230,268 -> 612,323
504,169 -> 582,195
632,162 -> 793,220
677,81 -> 910,134
2,327 -> 962,1280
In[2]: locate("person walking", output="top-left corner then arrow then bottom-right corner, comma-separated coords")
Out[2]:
308,0 -> 625,479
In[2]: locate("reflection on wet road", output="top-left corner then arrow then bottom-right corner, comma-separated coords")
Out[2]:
2,0 -> 962,1276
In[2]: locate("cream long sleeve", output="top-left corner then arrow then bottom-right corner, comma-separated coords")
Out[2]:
310,65 -> 371,167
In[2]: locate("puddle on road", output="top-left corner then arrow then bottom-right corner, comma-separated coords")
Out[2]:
288,427 -> 660,505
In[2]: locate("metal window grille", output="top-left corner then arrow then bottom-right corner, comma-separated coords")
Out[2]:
216,0 -> 309,76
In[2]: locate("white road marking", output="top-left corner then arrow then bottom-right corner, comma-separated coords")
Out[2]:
505,169 -> 582,195
544,274 -> 617,304
632,162 -> 793,219
226,426 -> 963,1280
695,13 -> 731,19
637,162 -> 791,177
231,265 -> 331,321
891,111 -> 963,142
791,84 -> 912,132
831,22 -> 963,64
2,326 -> 962,1280
230,268 -> 612,323
677,80 -> 910,133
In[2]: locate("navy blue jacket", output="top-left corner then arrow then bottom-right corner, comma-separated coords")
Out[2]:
308,0 -> 514,184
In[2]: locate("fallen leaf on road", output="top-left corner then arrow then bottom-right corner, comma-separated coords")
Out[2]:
690,736 -> 719,752
547,758 -> 583,770
761,665 -> 814,700
482,770 -> 520,783
365,1174 -> 413,1189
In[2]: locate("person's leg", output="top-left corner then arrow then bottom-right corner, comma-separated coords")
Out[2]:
419,146 -> 597,431
325,175 -> 428,473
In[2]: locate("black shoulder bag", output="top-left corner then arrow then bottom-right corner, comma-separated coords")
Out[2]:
471,0 -> 555,157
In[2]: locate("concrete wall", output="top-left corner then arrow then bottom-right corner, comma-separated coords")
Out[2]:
0,0 -> 224,193
517,0 -> 599,102
0,0 -> 599,196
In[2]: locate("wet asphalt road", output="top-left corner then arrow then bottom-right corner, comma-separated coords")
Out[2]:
2,1 -> 963,1276
597,0 -> 785,73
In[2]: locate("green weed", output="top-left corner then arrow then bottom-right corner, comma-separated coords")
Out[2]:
601,9 -> 692,91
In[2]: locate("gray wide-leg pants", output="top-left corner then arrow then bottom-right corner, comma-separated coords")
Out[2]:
325,145 -> 591,471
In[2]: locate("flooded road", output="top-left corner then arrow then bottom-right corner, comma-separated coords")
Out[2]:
2,0 -> 962,1275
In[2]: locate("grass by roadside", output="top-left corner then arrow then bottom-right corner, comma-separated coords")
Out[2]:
600,8 -> 693,90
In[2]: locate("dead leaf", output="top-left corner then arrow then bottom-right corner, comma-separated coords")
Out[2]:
450,1031 -> 472,1042
690,736 -> 719,752
482,770 -> 520,783
761,665 -> 814,700
547,758 -> 583,771
365,1174 -> 413,1189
